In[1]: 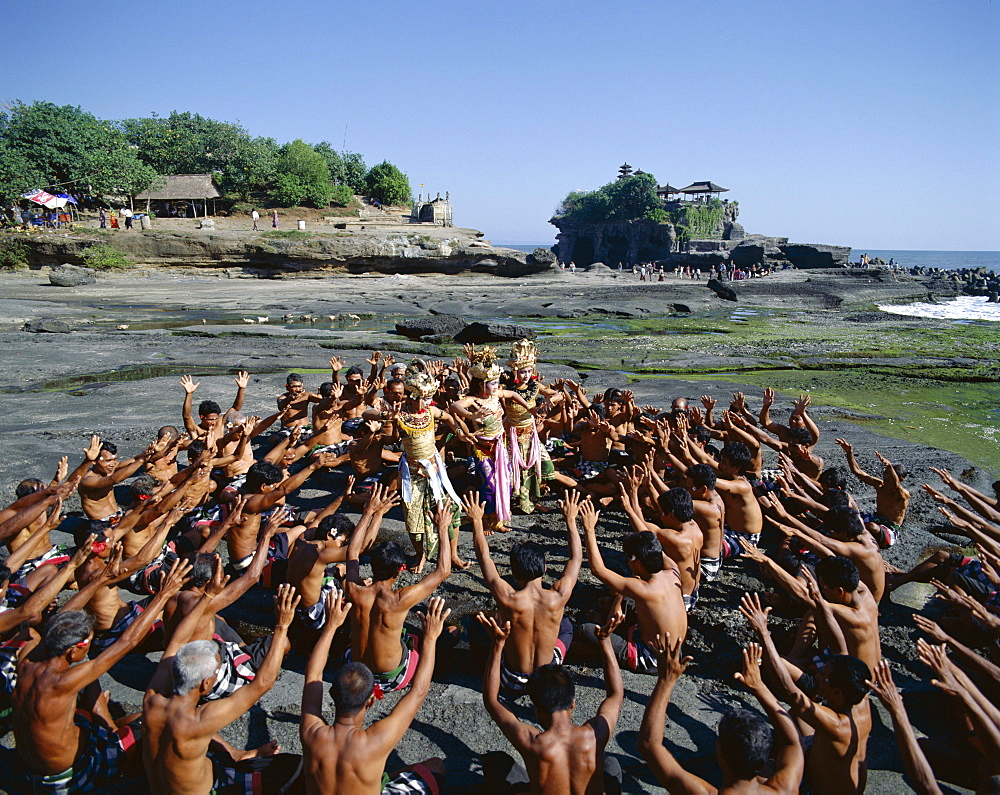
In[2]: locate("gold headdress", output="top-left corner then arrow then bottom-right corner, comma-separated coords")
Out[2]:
403,358 -> 438,398
467,345 -> 503,381
508,339 -> 538,371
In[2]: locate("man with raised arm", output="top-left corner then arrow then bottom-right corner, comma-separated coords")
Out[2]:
479,612 -> 624,793
466,490 -> 582,701
143,580 -> 301,794
179,371 -> 249,439
300,594 -> 449,794
834,438 -> 910,547
11,559 -> 190,792
577,498 -> 687,672
79,440 -> 156,522
638,634 -> 804,794
740,591 -> 872,795
759,389 -> 820,446
344,501 -> 452,693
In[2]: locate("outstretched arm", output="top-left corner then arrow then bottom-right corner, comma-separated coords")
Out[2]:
553,491 -> 584,599
479,615 -> 536,752
301,591 -> 352,736
463,493 -> 510,599
835,439 -> 881,487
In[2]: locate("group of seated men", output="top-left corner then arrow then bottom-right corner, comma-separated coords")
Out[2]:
0,345 -> 999,794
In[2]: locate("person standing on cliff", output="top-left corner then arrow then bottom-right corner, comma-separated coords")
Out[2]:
272,209 -> 278,229
251,209 -> 260,231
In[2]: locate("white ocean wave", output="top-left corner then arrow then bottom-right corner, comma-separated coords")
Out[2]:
878,296 -> 1000,322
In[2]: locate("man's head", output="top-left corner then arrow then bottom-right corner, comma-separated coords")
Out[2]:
370,541 -> 407,582
623,531 -> 664,577
94,442 -> 118,476
670,397 -> 689,417
818,466 -> 848,492
172,640 -> 220,696
157,425 -> 180,441
73,520 -> 110,558
187,554 -> 217,589
186,439 -> 208,464
384,378 -> 406,405
42,610 -> 95,661
345,367 -> 365,391
787,428 -> 813,457
245,461 -> 283,493
688,464 -> 717,496
510,541 -> 545,583
15,478 -> 45,500
318,513 -> 354,543
526,663 -> 575,719
816,555 -> 860,600
129,474 -> 159,504
285,374 -> 305,395
690,424 -> 713,446
197,400 -> 222,428
719,442 -> 752,476
657,488 -> 695,525
820,654 -> 871,707
716,708 -> 773,781
332,662 -> 375,716
890,462 -> 909,481
319,381 -> 336,399
823,505 -> 865,541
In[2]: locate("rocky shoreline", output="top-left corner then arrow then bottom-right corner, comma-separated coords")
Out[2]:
0,266 -> 995,793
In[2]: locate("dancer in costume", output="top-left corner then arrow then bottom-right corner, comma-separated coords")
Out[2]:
502,339 -> 574,514
449,346 -> 532,534
363,360 -> 470,573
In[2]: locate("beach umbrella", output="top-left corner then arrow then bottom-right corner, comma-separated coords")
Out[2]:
54,193 -> 78,205
23,189 -> 55,206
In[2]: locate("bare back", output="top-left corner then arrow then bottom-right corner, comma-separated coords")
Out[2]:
499,582 -> 569,675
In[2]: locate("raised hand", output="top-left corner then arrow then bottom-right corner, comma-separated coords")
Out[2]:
558,489 -> 583,523
70,534 -> 98,569
84,435 -> 102,461
701,394 -> 717,411
761,387 -> 774,409
595,608 -> 624,639
263,505 -> 290,535
866,659 -> 903,711
323,590 -> 352,631
475,611 -> 510,645
328,356 -> 344,372
234,370 -> 250,389
794,394 -> 811,413
160,557 -> 194,598
913,614 -> 949,644
433,502 -> 455,531
365,350 -> 382,367
274,583 -> 301,628
738,536 -> 767,564
418,596 -> 450,643
53,456 -> 69,483
834,438 -> 853,453
179,374 -> 199,394
578,498 -> 600,532
650,632 -> 692,682
199,555 -> 227,597
734,641 -> 765,692
460,492 -> 486,522
739,592 -> 772,636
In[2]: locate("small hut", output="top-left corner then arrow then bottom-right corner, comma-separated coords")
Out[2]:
657,183 -> 680,201
135,174 -> 221,218
679,181 -> 729,201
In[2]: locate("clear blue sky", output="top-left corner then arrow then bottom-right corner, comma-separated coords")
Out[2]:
3,0 -> 997,249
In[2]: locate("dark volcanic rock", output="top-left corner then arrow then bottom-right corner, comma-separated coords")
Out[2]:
395,315 -> 467,339
527,247 -> 557,266
707,278 -> 738,302
780,243 -> 851,269
454,322 -> 536,344
23,317 -> 71,333
672,304 -> 692,313
49,264 -> 96,287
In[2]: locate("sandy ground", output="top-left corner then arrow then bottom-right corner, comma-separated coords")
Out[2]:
0,269 -> 990,793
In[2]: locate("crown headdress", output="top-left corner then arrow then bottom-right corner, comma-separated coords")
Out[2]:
467,345 -> 503,381
508,339 -> 538,370
403,358 -> 438,398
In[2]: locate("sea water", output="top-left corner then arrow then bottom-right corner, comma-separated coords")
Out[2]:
501,244 -> 1000,322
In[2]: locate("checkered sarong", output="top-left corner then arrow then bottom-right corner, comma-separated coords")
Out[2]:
204,640 -> 259,701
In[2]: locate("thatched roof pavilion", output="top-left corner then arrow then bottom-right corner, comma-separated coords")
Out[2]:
135,174 -> 221,216
679,181 -> 729,199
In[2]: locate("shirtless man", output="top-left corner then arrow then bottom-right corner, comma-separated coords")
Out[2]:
835,438 -> 910,548
759,390 -> 820,446
274,373 -> 322,441
225,452 -> 337,575
344,419 -> 397,505
765,500 -> 886,602
145,426 -> 184,483
142,583 -> 300,794
339,366 -> 373,420
741,592 -> 872,795
649,488 -> 703,611
639,635 -> 804,794
687,464 -> 726,582
709,443 -> 765,559
479,611 -> 624,794
287,486 -> 395,629
179,371 -> 248,439
79,440 -> 156,522
300,594 -> 449,795
578,500 -> 687,672
466,490 -> 582,701
571,408 -> 620,503
11,560 -> 189,791
343,503 -> 452,694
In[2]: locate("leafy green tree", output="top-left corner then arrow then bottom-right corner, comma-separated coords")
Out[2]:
272,139 -> 334,207
0,101 -> 155,201
329,184 -> 354,206
365,161 -> 411,206
555,172 -> 662,225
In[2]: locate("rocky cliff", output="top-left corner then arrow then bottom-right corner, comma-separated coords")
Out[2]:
10,230 -> 555,278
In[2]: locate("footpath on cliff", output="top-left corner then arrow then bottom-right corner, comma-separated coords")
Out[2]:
0,261 -> 996,793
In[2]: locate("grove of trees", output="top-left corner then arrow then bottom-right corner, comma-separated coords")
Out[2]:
0,101 -> 412,210
554,172 -> 664,224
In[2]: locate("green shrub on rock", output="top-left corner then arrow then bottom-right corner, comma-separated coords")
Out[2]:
80,243 -> 132,270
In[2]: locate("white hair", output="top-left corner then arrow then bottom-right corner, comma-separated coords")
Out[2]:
172,640 -> 220,696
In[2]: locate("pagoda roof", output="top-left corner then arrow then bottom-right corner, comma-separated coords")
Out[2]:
679,181 -> 729,193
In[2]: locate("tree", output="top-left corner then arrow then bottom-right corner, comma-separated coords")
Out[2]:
555,172 -> 662,225
313,143 -> 367,194
365,161 -> 411,206
0,101 -> 155,201
272,139 -> 334,207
